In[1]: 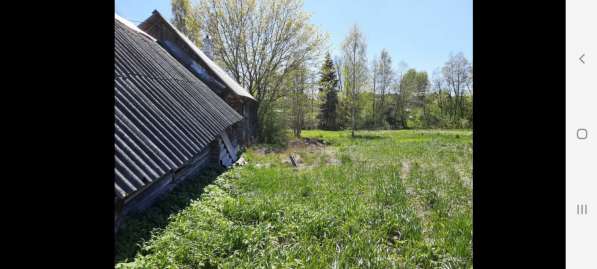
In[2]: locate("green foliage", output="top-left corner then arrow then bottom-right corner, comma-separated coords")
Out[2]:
286,65 -> 310,137
394,69 -> 425,129
328,52 -> 472,131
115,167 -> 225,264
318,53 -> 339,130
349,64 -> 472,130
357,92 -> 376,129
257,103 -> 289,146
169,0 -> 472,140
336,64 -> 353,129
342,24 -> 368,137
371,49 -> 394,128
405,93 -> 473,129
116,130 -> 472,268
196,0 -> 328,143
170,0 -> 202,47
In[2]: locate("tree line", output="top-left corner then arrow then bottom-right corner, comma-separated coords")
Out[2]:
171,0 -> 472,143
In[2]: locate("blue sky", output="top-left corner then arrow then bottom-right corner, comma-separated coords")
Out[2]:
115,0 -> 472,75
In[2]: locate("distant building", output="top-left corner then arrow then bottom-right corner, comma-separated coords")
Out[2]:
114,14 -> 253,231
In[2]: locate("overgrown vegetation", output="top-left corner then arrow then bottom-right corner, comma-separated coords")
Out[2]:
116,130 -> 472,268
170,0 -> 472,142
115,167 -> 225,263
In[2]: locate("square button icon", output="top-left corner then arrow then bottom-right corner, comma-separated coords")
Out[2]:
577,128 -> 588,140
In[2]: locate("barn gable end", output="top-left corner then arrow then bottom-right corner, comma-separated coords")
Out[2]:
139,10 -> 258,146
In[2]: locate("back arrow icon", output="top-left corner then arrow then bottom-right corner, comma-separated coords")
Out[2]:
580,54 -> 585,64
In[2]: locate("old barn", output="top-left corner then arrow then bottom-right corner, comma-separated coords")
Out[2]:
114,14 -> 255,230
139,10 -> 258,153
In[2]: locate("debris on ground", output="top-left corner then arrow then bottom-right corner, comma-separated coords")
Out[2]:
255,163 -> 271,169
234,156 -> 247,166
326,155 -> 341,165
288,138 -> 325,155
282,153 -> 303,167
252,137 -> 338,169
289,154 -> 298,167
289,153 -> 302,167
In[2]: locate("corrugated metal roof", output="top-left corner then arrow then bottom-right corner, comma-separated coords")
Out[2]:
115,14 -> 156,41
139,10 -> 256,101
114,16 -> 243,200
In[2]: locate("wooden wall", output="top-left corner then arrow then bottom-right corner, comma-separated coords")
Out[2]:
114,123 -> 249,232
225,95 -> 257,145
115,147 -> 210,232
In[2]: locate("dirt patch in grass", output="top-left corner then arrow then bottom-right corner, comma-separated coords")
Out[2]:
400,160 -> 411,180
253,137 -> 340,169
254,145 -> 285,155
325,150 -> 341,165
254,162 -> 271,169
281,150 -> 341,169
288,137 -> 327,150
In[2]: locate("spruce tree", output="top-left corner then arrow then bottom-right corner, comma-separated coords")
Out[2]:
318,53 -> 339,130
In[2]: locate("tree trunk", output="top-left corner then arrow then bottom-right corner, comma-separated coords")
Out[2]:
379,89 -> 385,128
422,95 -> 427,127
351,42 -> 357,138
372,75 -> 376,129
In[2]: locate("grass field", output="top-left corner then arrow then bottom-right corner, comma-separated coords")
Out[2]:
116,130 -> 473,268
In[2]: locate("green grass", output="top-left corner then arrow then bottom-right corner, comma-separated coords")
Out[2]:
116,130 -> 472,268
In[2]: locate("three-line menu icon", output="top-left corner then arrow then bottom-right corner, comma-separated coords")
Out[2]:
577,204 -> 588,215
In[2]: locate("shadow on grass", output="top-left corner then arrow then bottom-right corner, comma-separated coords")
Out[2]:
115,166 -> 226,264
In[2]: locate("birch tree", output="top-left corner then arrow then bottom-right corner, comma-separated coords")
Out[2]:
289,66 -> 307,137
371,57 -> 378,127
394,61 -> 408,128
376,49 -> 394,127
196,0 -> 327,140
342,24 -> 368,137
442,52 -> 471,119
431,68 -> 445,115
